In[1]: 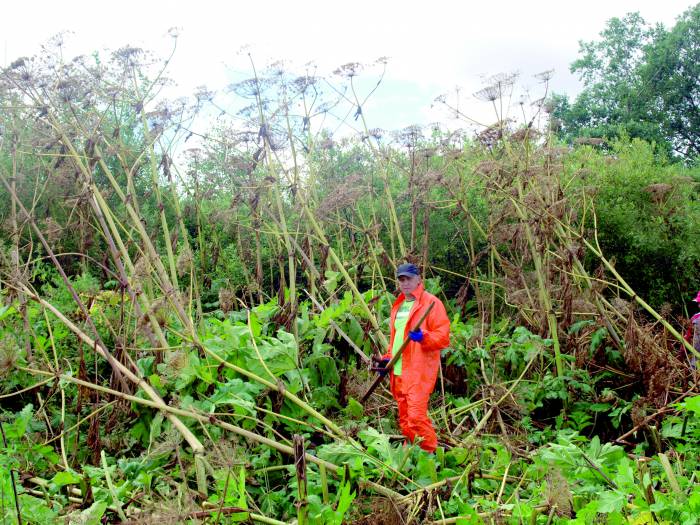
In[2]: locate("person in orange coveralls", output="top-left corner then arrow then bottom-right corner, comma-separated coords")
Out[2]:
376,263 -> 450,452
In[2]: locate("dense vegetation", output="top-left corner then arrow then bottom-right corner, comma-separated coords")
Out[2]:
1,8 -> 700,524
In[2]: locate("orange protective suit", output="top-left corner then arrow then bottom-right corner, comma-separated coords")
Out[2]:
385,282 -> 450,452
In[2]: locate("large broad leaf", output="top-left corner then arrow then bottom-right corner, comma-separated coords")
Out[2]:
226,466 -> 250,522
206,379 -> 262,426
415,454 -> 439,486
66,501 -> 107,525
171,353 -> 213,390
305,353 -> 340,387
597,490 -> 626,513
316,442 -> 365,466
684,395 -> 700,414
0,304 -> 17,321
358,427 -> 405,469
52,470 -> 82,487
243,329 -> 299,379
202,319 -> 250,358
18,495 -> 59,524
455,504 -> 484,525
6,404 -> 34,440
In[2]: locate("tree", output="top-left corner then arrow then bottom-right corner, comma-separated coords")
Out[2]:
550,8 -> 700,162
640,4 -> 700,159
551,13 -> 664,147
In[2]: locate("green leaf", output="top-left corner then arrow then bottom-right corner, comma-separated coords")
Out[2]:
569,319 -> 594,334
684,395 -> 700,413
590,327 -> 608,353
334,479 -> 356,523
149,412 -> 164,446
323,270 -> 340,293
455,504 -> 484,524
71,501 -> 108,525
52,470 -> 82,487
8,404 -> 34,440
343,397 -> 364,419
0,304 -> 17,321
18,494 -> 58,524
415,454 -> 439,486
358,427 -> 393,460
597,490 -> 625,513
227,466 -> 249,522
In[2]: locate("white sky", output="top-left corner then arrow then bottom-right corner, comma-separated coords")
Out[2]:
2,0 -> 697,134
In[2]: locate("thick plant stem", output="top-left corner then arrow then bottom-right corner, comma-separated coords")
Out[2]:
23,367 -> 401,501
302,204 -> 389,350
9,144 -> 32,363
349,78 -> 406,258
101,450 -> 128,522
582,236 -> 700,359
511,178 -> 564,379
139,111 -> 180,291
20,287 -> 205,459
293,435 -> 308,525
251,57 -> 297,327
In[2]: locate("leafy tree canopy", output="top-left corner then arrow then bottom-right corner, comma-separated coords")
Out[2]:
551,5 -> 700,162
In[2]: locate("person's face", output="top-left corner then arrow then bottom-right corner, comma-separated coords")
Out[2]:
398,274 -> 421,296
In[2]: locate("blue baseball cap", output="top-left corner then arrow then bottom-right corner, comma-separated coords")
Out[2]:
396,263 -> 420,278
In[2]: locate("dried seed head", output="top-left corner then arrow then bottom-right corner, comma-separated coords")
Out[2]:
546,468 -> 573,517
41,217 -> 63,245
333,62 -> 363,77
0,336 -> 18,377
659,302 -> 673,319
176,247 -> 193,277
474,84 -> 500,102
535,69 -> 555,83
644,183 -> 674,205
511,127 -> 540,143
611,298 -> 631,317
574,137 -> 606,146
218,288 -> 235,314
132,256 -> 150,285
316,173 -> 365,218
571,298 -> 595,315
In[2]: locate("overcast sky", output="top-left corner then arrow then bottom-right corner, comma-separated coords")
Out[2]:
2,0 -> 697,134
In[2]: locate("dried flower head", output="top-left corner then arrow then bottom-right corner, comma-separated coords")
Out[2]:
546,468 -> 573,517
644,183 -> 674,205
218,288 -> 235,314
535,69 -> 555,83
474,84 -> 500,102
41,217 -> 63,245
131,256 -> 150,287
176,247 -> 193,277
316,173 -> 364,218
474,72 -> 519,102
574,137 -> 606,146
333,62 -> 363,78
0,336 -> 18,377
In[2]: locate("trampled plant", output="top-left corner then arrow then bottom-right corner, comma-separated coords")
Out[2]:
0,35 -> 699,524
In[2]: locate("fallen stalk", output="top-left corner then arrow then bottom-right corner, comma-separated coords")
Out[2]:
19,367 -> 402,501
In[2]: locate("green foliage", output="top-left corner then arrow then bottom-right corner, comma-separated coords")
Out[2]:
564,138 -> 700,307
552,7 -> 700,162
640,4 -> 700,159
2,35 -> 700,525
552,12 -> 666,150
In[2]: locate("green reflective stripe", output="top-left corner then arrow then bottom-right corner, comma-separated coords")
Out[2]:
392,299 -> 414,375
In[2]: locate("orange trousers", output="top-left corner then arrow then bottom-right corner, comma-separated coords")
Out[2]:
390,374 -> 437,452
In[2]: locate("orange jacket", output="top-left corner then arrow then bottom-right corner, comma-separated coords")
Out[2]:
385,282 -> 450,396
